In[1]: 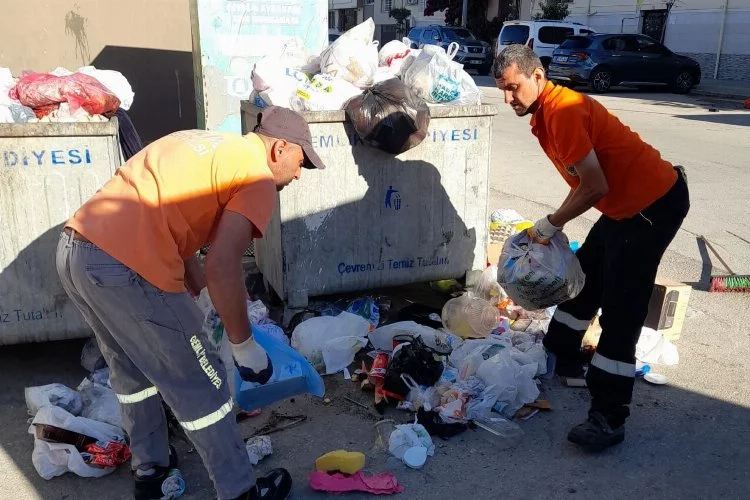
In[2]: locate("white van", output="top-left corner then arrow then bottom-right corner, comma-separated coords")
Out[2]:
497,20 -> 594,68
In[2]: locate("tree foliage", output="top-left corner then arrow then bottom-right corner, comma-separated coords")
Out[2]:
533,0 -> 570,20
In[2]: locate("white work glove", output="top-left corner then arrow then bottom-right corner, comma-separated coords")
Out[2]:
231,336 -> 273,384
528,215 -> 562,243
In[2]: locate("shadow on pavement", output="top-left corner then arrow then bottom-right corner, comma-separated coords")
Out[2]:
675,113 -> 750,127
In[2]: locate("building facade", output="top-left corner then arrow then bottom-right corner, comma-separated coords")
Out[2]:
329,0 -> 364,33
529,0 -> 750,81
372,0 -> 445,43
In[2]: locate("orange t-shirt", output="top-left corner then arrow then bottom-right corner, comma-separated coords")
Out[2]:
68,130 -> 277,293
530,81 -> 677,220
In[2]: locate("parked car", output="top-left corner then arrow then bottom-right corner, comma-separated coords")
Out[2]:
547,33 -> 702,94
408,25 -> 493,75
497,20 -> 594,68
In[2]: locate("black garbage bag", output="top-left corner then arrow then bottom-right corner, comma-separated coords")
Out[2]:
344,78 -> 429,155
383,335 -> 443,399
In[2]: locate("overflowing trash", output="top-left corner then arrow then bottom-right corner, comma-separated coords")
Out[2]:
245,435 -> 273,465
249,18 -> 481,154
1,65 -> 133,123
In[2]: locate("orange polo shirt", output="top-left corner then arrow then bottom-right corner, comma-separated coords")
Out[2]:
68,130 -> 277,292
530,81 -> 677,220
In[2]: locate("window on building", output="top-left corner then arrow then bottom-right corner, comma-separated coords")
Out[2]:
381,0 -> 392,13
328,11 -> 336,29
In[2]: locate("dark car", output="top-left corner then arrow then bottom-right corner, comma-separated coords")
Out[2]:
408,25 -> 493,75
547,33 -> 701,94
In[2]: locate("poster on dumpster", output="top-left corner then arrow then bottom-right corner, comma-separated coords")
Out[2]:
189,0 -> 328,133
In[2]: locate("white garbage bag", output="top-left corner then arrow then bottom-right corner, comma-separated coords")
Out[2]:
291,73 -> 362,112
403,44 -> 480,105
25,384 -> 83,417
322,336 -> 369,374
378,39 -> 412,75
636,327 -> 679,365
251,57 -> 311,108
77,66 -> 134,111
77,378 -> 122,428
291,312 -> 371,371
476,348 -> 539,417
497,231 -> 585,311
369,321 -> 457,352
320,19 -> 379,88
388,423 -> 435,459
29,406 -> 125,479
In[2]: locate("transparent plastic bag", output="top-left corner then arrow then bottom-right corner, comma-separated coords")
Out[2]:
403,44 -> 480,105
498,231 -> 585,311
401,374 -> 440,412
442,294 -> 501,339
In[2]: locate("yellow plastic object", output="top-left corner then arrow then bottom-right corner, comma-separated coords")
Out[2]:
515,221 -> 533,232
315,450 -> 366,474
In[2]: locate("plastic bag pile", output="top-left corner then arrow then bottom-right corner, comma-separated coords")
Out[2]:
250,19 -> 481,154
1,65 -> 133,123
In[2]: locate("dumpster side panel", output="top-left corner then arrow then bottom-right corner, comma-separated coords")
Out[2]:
243,104 -> 493,306
0,128 -> 120,345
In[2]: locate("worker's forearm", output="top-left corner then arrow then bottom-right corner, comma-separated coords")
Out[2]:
184,254 -> 206,295
550,185 -> 606,227
205,257 -> 250,344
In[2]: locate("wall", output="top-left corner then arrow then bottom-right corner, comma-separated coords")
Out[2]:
534,0 -> 750,81
0,0 -> 197,143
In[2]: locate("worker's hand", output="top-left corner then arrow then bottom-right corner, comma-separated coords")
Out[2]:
527,216 -> 562,244
231,336 -> 273,384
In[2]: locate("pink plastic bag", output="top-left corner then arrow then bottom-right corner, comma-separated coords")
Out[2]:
10,72 -> 120,117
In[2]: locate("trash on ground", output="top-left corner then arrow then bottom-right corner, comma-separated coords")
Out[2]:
382,336 -> 444,400
309,471 -> 404,495
80,440 -> 131,468
77,378 -> 121,428
246,435 -> 273,465
388,422 -> 435,460
345,78 -> 430,154
643,372 -> 669,385
498,231 -> 586,311
246,411 -> 308,440
25,383 -> 83,417
373,419 -> 396,452
29,406 -> 127,479
472,415 -> 524,448
442,294 -> 501,339
416,408 -> 467,439
402,446 -> 428,469
292,311 -> 370,371
315,450 -> 366,474
369,321 -> 458,353
636,327 -> 679,366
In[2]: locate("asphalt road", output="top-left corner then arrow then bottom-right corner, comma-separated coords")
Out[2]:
1,81 -> 749,500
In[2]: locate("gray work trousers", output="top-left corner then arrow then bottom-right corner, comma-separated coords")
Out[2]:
56,230 -> 253,500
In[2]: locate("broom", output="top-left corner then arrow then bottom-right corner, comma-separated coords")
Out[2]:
699,235 -> 750,293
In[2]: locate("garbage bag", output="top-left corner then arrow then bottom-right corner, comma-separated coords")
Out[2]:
388,423 -> 435,459
378,39 -> 413,75
77,379 -> 122,428
369,321 -> 448,352
636,327 -> 679,366
382,335 -> 443,399
476,348 -> 539,417
251,57 -> 311,108
291,73 -> 362,112
29,406 -> 126,479
78,66 -> 134,111
25,384 -> 83,417
320,19 -> 379,88
497,231 -> 585,311
322,336 -> 369,374
403,44 -> 480,105
291,312 -> 371,371
10,72 -> 121,117
345,78 -> 429,154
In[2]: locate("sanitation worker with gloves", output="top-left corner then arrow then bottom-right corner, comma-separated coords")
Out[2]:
494,45 -> 690,450
57,106 -> 325,499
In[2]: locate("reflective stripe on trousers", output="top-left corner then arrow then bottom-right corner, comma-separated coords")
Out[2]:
591,352 -> 635,378
116,386 -> 158,404
179,398 -> 234,432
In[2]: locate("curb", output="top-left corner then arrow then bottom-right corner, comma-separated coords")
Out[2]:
692,88 -> 749,101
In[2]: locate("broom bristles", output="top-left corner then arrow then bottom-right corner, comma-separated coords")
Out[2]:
710,275 -> 750,293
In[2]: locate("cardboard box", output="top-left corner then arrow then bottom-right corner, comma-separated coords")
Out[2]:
644,279 -> 692,341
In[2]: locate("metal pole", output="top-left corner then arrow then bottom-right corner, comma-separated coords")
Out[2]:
462,0 -> 468,27
714,0 -> 729,79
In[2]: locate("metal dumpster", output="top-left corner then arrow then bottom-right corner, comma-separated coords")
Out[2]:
0,120 -> 121,345
241,102 -> 497,308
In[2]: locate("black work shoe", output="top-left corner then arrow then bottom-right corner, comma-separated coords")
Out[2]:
567,411 -> 625,451
133,446 -> 185,499
233,468 -> 293,500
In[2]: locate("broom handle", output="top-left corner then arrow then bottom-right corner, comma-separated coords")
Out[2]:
700,235 -> 737,275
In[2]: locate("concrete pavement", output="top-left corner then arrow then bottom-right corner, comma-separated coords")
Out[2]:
1,81 -> 749,500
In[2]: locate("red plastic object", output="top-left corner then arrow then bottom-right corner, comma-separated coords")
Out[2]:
10,72 -> 120,118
